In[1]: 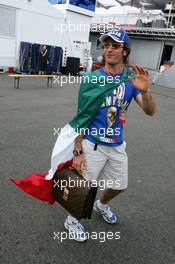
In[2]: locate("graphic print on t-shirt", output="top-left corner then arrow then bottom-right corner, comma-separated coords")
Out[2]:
107,106 -> 117,136
84,67 -> 141,146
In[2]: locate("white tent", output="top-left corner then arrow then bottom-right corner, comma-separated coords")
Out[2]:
0,0 -> 92,68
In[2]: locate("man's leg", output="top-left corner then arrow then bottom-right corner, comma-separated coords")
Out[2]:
94,141 -> 128,223
94,189 -> 125,224
64,139 -> 107,242
100,188 -> 125,204
100,141 -> 128,205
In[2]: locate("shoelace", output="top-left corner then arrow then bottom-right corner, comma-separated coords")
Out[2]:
72,221 -> 84,234
101,206 -> 113,217
70,221 -> 87,240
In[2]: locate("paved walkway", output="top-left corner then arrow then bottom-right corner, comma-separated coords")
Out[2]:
0,75 -> 174,264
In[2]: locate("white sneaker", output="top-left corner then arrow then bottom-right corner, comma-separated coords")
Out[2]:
64,217 -> 88,242
93,200 -> 117,224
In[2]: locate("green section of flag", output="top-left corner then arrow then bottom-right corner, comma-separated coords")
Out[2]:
69,67 -> 132,132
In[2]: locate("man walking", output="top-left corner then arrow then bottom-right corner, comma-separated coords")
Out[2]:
64,28 -> 156,242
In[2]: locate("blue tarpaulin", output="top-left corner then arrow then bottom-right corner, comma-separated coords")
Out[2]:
19,42 -> 63,73
20,42 -> 31,73
30,44 -> 40,72
47,46 -> 63,72
48,0 -> 66,4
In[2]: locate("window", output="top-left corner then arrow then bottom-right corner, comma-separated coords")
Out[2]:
0,6 -> 16,37
69,0 -> 96,12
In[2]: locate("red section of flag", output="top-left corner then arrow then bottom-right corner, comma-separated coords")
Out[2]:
11,160 -> 73,205
11,173 -> 55,204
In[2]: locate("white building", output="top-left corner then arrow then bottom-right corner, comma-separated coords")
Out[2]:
0,0 -> 93,69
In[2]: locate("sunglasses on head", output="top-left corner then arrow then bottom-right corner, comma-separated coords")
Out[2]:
102,42 -> 123,50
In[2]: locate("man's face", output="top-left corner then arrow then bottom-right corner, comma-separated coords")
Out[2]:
102,38 -> 125,66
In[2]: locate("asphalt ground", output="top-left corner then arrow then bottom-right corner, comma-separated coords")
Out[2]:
0,75 -> 174,264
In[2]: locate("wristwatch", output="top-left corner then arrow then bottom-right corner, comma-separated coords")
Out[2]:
73,149 -> 83,157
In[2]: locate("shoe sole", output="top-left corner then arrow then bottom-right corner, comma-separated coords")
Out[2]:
64,221 -> 88,242
93,203 -> 117,224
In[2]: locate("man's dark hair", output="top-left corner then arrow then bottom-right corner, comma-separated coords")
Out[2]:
123,44 -> 131,65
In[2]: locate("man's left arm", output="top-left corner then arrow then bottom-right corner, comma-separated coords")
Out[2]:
128,64 -> 156,116
134,89 -> 156,116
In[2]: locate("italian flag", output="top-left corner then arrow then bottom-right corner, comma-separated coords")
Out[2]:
11,68 -> 131,204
